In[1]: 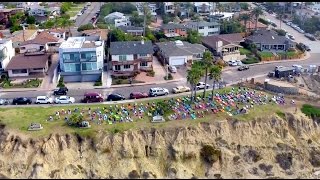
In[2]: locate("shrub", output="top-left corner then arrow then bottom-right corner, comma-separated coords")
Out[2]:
258,18 -> 270,25
301,104 -> 320,118
96,23 -> 108,29
67,114 -> 83,127
164,73 -> 173,80
296,43 -> 306,53
276,111 -> 286,119
146,70 -> 155,77
200,145 -> 221,164
94,76 -> 102,86
57,76 -> 65,87
241,57 -> 260,64
115,79 -> 122,85
77,24 -> 95,32
273,29 -> 286,36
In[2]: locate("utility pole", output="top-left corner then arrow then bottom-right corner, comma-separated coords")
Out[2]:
143,2 -> 147,38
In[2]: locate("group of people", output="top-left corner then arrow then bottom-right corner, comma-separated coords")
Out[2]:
47,87 -> 289,126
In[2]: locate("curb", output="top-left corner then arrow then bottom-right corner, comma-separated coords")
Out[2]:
0,89 -> 38,93
109,79 -> 184,89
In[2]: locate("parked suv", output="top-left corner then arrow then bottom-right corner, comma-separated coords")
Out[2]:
82,92 -> 104,103
53,87 -> 68,95
36,96 -> 53,104
149,87 -> 169,97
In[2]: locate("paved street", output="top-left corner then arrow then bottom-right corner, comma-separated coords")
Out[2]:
75,2 -> 102,27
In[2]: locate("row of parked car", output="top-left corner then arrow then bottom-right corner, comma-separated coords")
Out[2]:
0,82 -> 214,105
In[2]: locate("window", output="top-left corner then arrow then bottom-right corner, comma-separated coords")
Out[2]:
198,26 -> 204,29
124,64 -> 131,69
208,32 -> 216,35
64,63 -> 80,72
168,29 -> 175,33
20,47 -> 26,50
63,53 -> 70,60
119,55 -> 127,61
181,28 -> 186,32
81,62 -> 97,71
12,69 -> 27,74
140,62 -> 148,67
209,26 -> 215,29
33,68 -> 43,70
115,65 -> 120,71
139,54 -> 147,57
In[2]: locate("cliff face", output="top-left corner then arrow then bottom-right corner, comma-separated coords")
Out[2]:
0,112 -> 320,179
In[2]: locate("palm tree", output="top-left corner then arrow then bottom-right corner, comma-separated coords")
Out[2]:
201,51 -> 213,99
251,7 -> 263,30
59,18 -> 74,38
187,67 -> 202,102
209,65 -> 222,100
239,13 -> 250,34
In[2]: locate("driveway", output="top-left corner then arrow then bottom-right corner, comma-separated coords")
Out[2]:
135,56 -> 167,82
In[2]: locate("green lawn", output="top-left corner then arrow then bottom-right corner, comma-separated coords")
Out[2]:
0,87 -> 280,138
241,57 -> 260,64
66,3 -> 85,17
258,51 -> 274,58
239,48 -> 252,56
277,51 -> 299,58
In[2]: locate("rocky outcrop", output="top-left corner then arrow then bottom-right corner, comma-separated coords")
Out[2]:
0,112 -> 319,179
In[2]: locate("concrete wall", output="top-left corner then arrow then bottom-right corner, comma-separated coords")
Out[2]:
264,82 -> 299,95
19,43 -> 46,54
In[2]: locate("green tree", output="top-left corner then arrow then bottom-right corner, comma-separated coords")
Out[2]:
26,15 -> 36,24
77,24 -> 95,32
239,3 -> 249,10
239,13 -> 250,33
201,51 -> 214,99
187,29 -> 201,44
60,2 -> 72,14
59,18 -> 74,37
185,2 -> 194,19
220,19 -> 245,34
251,7 -> 263,30
57,76 -> 65,88
209,65 -> 222,99
187,66 -> 202,102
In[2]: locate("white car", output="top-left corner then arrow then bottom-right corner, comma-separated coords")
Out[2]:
168,65 -> 177,73
196,82 -> 210,90
55,96 -> 75,104
77,12 -> 82,16
36,96 -> 53,104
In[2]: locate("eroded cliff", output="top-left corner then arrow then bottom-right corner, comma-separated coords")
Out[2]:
0,111 -> 320,179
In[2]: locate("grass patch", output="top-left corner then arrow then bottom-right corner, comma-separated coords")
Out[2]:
239,48 -> 252,56
276,110 -> 286,119
1,78 -> 42,88
257,51 -> 274,58
301,104 -> 320,118
277,51 -> 301,59
0,87 -> 278,138
112,79 -> 145,85
241,57 -> 260,64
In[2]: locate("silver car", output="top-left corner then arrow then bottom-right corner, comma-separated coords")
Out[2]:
168,65 -> 177,73
0,99 -> 10,105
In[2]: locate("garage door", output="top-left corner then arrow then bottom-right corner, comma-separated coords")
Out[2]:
169,57 -> 186,66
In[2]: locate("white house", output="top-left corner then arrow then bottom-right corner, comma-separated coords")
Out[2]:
209,12 -> 235,22
307,2 -> 320,13
183,21 -> 220,36
45,29 -> 67,40
164,2 -> 175,14
104,12 -> 131,27
58,36 -> 105,82
194,2 -> 213,13
156,40 -> 207,66
28,7 -> 48,16
0,39 -> 15,72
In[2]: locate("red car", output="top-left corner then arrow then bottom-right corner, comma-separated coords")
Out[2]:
130,92 -> 148,99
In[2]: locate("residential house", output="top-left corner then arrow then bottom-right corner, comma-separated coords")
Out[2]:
28,6 -> 48,17
209,12 -> 235,22
0,39 -> 15,72
202,33 -> 245,62
45,28 -> 67,40
0,8 -> 24,27
194,2 -> 213,13
160,23 -> 187,38
81,29 -> 108,41
136,2 -> 157,19
240,20 -> 268,31
183,21 -> 220,36
295,8 -> 319,19
19,32 -> 61,53
104,12 -> 131,27
245,30 -> 295,52
156,40 -> 207,66
307,2 -> 320,13
9,29 -> 38,49
118,26 -> 144,36
163,2 -> 175,14
58,36 -> 105,82
5,52 -> 49,78
109,40 -> 153,77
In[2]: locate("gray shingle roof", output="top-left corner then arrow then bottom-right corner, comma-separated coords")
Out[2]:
156,41 -> 206,57
160,23 -> 186,30
246,30 -> 293,45
183,21 -> 220,29
110,41 -> 153,55
118,26 -> 143,32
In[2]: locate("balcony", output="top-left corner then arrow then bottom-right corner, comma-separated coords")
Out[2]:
80,56 -> 97,62
63,58 -> 80,63
81,69 -> 102,75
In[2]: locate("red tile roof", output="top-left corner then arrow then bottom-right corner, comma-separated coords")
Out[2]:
6,54 -> 49,70
20,32 -> 59,46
